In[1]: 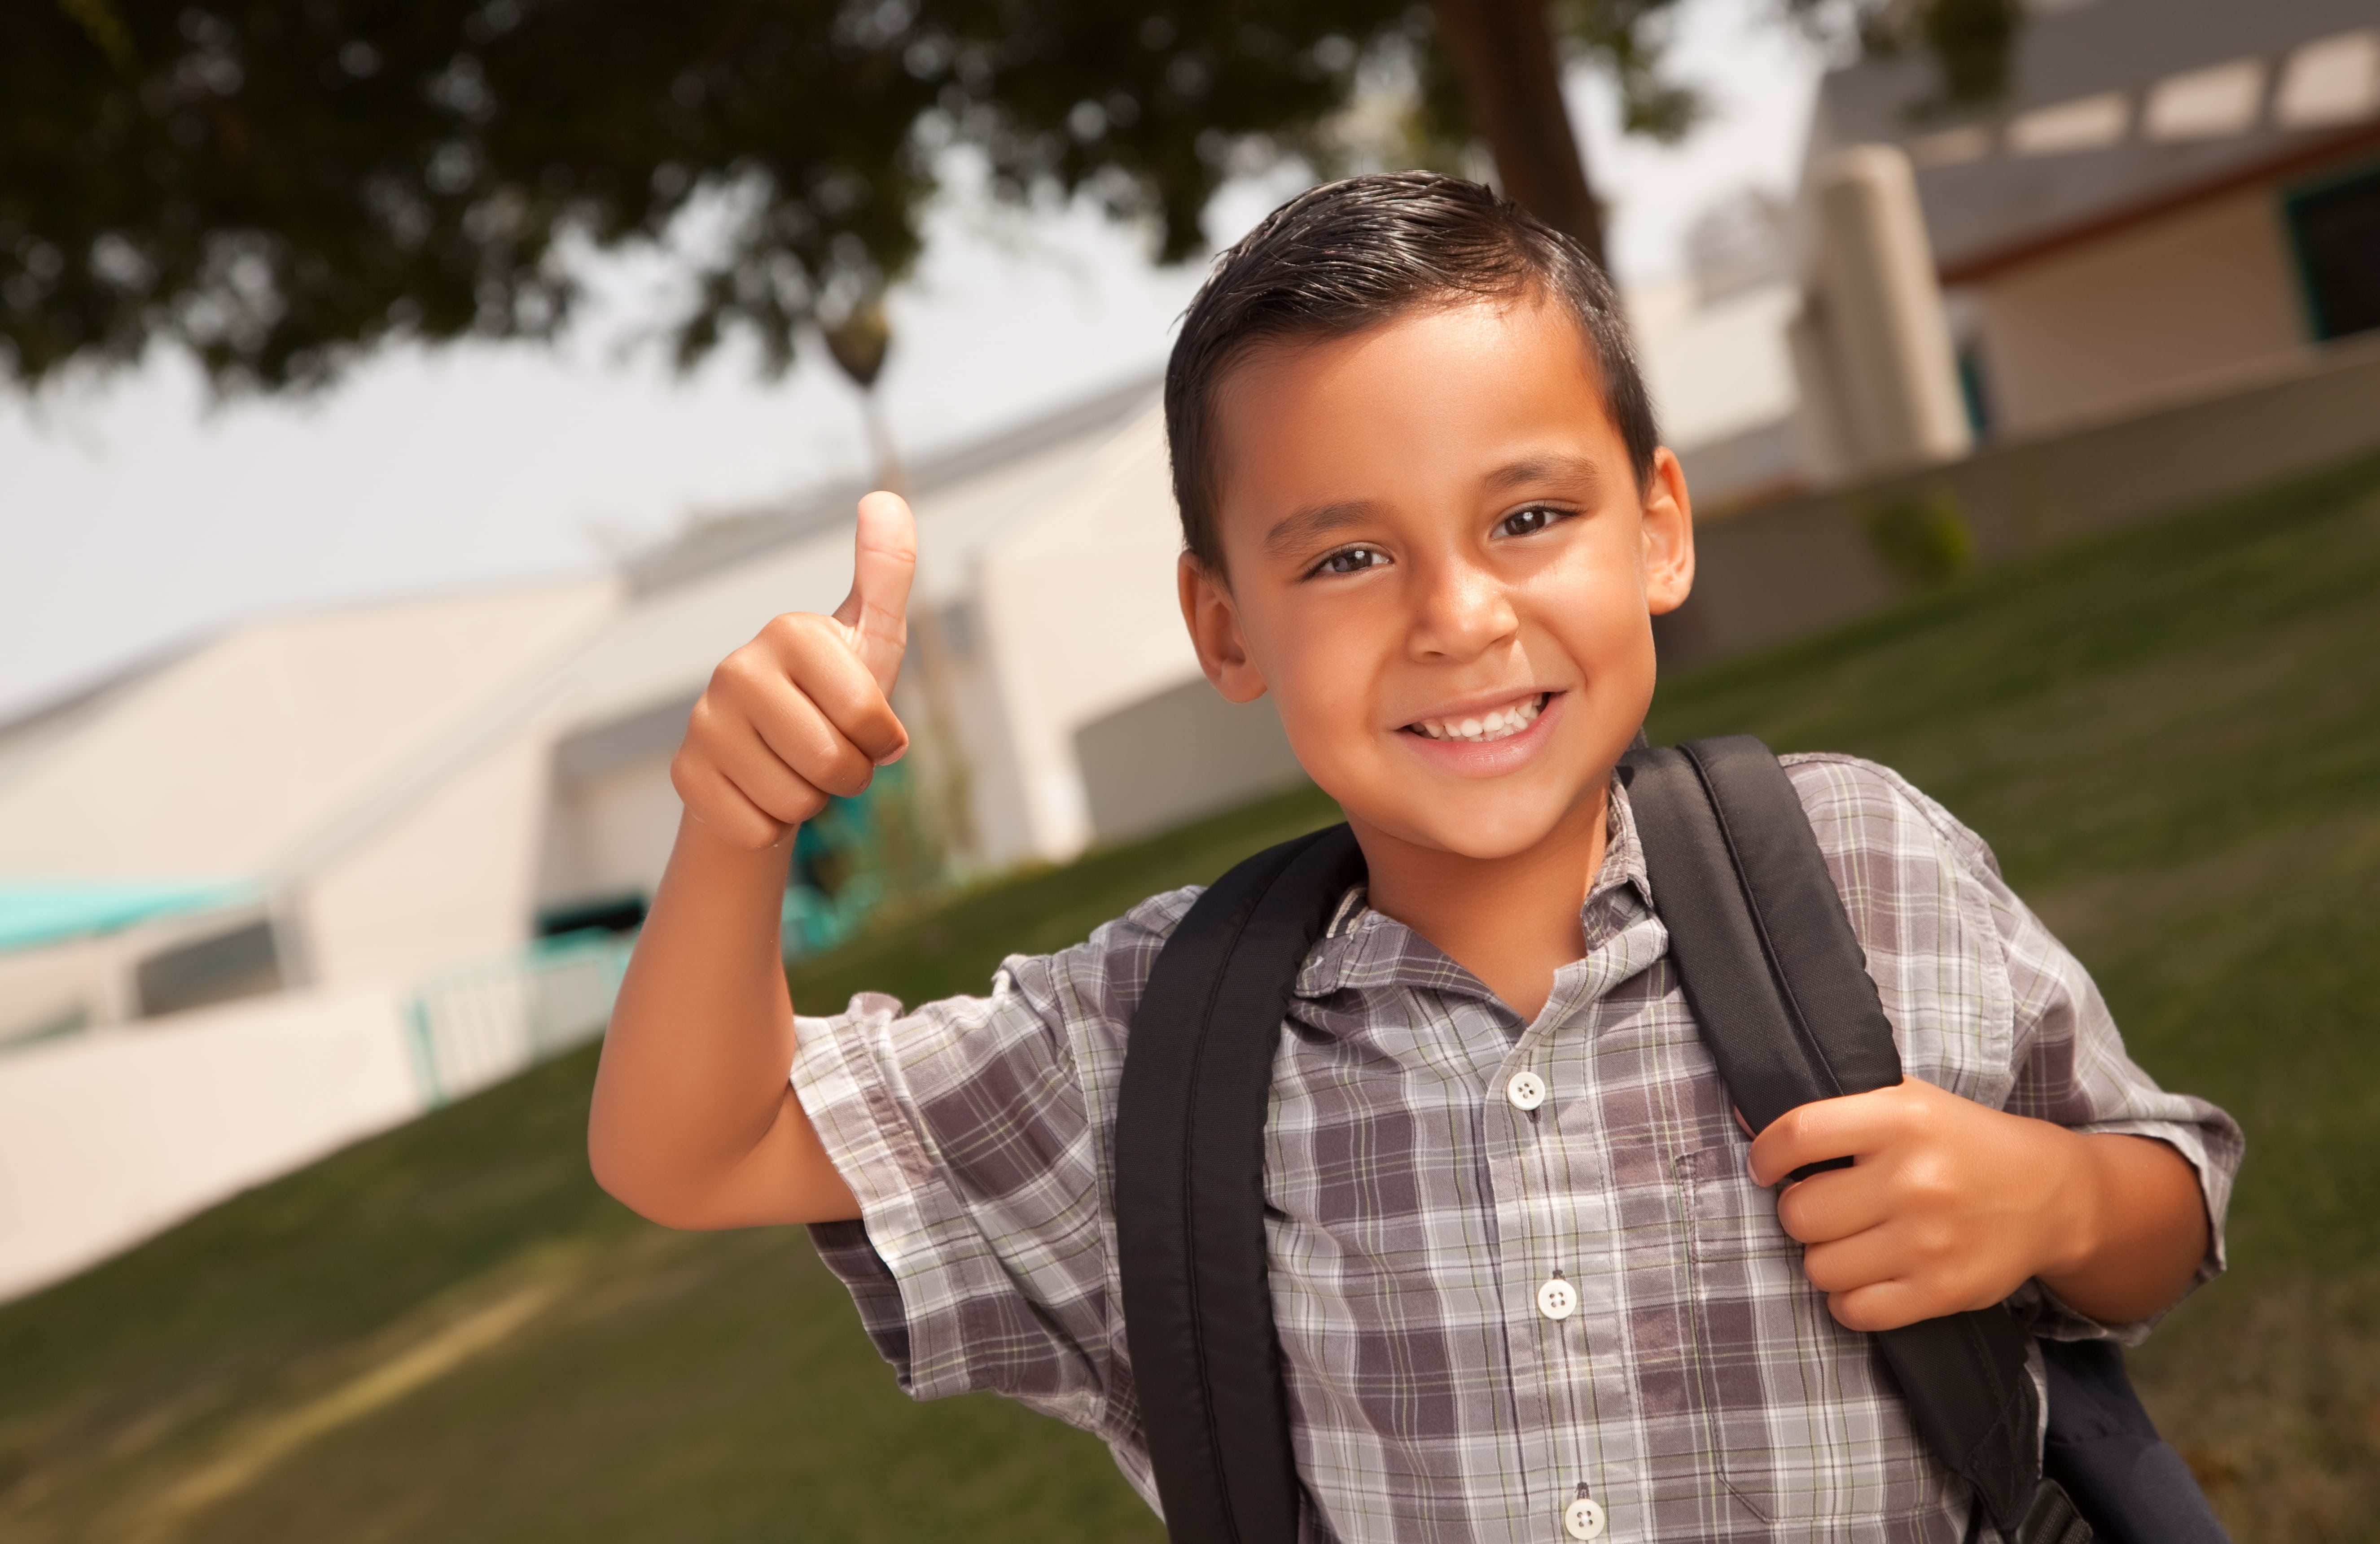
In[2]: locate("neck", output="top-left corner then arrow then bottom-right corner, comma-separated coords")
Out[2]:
1352,777 -> 1612,1022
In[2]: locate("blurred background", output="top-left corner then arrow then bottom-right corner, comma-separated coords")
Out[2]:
3,0 -> 2377,1539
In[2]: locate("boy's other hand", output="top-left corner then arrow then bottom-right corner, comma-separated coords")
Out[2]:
671,491 -> 915,849
1746,1079 -> 2204,1333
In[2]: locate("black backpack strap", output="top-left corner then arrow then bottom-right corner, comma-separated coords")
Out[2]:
1117,822 -> 1367,1544
1621,735 -> 2078,1543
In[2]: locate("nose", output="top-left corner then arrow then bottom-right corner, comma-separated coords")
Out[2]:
1407,551 -> 1520,664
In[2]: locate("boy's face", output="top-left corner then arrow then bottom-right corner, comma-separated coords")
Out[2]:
1181,295 -> 1694,864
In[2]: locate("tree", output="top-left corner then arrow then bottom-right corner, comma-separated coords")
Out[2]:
4,0 -> 2015,396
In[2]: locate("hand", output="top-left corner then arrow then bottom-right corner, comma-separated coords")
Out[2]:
670,491 -> 916,849
1747,1079 -> 2092,1333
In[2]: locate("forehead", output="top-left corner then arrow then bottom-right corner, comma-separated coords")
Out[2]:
1208,297 -> 1618,546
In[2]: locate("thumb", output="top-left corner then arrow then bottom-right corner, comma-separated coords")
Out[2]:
833,490 -> 916,693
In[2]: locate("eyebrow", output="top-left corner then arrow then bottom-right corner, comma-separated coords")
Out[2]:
1483,454 -> 1604,496
1262,499 -> 1384,556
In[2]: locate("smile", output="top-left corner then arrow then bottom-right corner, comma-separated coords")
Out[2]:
1406,692 -> 1551,744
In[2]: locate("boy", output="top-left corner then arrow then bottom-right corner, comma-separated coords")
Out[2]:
589,174 -> 2240,1540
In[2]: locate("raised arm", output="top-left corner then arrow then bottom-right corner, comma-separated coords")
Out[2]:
587,493 -> 916,1229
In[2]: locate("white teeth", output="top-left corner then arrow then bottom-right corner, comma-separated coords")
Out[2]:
1413,695 -> 1543,744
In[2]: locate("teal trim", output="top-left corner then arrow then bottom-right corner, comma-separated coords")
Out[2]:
780,877 -> 882,960
406,995 -> 447,1109
0,879 -> 259,954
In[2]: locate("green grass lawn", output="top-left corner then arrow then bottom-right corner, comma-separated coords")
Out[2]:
4,453 -> 2376,1543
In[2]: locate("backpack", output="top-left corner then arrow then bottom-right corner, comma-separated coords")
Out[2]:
1115,735 -> 2227,1544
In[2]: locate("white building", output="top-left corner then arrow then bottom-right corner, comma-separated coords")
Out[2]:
1630,191 -> 1812,516
1,372 -> 1304,1296
1806,0 -> 2380,444
0,373 -> 1321,1057
0,577 -> 619,1041
577,375 -> 1304,889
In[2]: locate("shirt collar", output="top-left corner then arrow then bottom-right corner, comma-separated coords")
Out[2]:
1295,773 -> 1652,1001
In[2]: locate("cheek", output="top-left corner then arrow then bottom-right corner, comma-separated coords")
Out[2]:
1267,616 -> 1369,715
1249,601 -> 1395,780
1536,537 -> 1655,669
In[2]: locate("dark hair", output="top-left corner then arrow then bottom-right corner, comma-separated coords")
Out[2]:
1164,171 -> 1659,572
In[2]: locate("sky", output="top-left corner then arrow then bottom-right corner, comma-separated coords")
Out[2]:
0,0 -> 1828,721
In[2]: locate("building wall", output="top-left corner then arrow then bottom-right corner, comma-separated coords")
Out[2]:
533,693 -> 697,918
0,903 -> 272,1039
297,735 -> 556,986
1975,184 -> 2312,437
1074,679 -> 1307,844
973,404 -> 1207,863
0,577 -> 617,882
1631,280 -> 1805,453
543,756 -> 683,915
1662,328 -> 2380,667
0,980 -> 419,1302
899,602 -> 1039,873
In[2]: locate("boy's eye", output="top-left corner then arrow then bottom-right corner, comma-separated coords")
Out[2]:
1497,505 -> 1567,538
1312,545 -> 1387,577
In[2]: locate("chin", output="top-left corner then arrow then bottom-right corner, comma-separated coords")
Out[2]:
1367,797 -> 1579,862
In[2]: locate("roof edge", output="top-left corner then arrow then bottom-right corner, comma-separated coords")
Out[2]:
1939,123 -> 2380,284
627,368 -> 1166,599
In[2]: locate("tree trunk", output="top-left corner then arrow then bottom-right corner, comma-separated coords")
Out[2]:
1429,0 -> 1608,271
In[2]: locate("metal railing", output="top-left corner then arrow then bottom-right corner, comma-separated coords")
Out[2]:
403,875 -> 882,1109
405,930 -> 635,1108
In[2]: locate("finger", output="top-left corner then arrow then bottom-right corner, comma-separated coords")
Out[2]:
1773,1166 -> 1892,1245
1826,1281 -> 1934,1334
831,491 -> 916,694
1747,1085 -> 1907,1187
708,713 -> 836,825
748,613 -> 907,768
670,752 -> 787,850
736,687 -> 872,804
1797,1227 -> 1907,1298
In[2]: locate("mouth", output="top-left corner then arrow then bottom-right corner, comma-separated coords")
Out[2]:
1403,691 -> 1552,745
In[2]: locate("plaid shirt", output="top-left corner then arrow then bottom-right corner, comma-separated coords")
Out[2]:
793,754 -> 2242,1542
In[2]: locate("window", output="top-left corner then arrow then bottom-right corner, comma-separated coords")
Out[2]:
535,895 -> 647,937
2288,163 -> 2380,341
136,921 -> 283,1018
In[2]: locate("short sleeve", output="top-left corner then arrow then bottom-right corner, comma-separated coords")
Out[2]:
789,888 -> 1197,1449
1965,854 -> 2243,1344
1790,756 -> 2245,1347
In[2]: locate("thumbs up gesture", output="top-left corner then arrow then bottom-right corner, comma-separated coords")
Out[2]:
672,492 -> 916,849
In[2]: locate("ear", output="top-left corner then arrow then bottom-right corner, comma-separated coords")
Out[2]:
1640,447 -> 1697,616
1177,552 -> 1270,704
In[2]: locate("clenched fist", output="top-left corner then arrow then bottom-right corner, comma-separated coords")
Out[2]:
1748,1078 -> 2207,1333
671,491 -> 917,849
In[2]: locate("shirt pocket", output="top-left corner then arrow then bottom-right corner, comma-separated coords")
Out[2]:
1674,1146 -> 1940,1527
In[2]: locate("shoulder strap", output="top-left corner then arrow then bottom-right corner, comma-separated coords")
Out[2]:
1117,822 -> 1367,1544
1622,736 -> 2084,1544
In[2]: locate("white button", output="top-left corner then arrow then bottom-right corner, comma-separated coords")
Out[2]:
1506,1070 -> 1547,1111
1536,1276 -> 1577,1321
1564,1496 -> 1606,1539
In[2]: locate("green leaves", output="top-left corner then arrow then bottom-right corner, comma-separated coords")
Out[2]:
1858,484 -> 1977,590
2,0 -> 1406,392
2,0 -> 2016,397
3,0 -> 942,391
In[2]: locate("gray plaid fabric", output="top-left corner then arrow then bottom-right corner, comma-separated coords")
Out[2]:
793,754 -> 2241,1542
